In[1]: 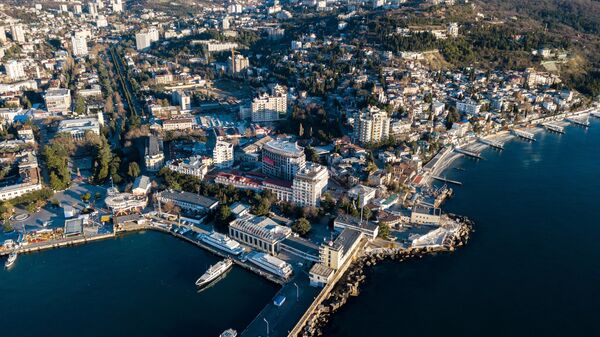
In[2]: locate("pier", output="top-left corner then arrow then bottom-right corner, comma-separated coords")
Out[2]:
566,116 -> 590,127
512,129 -> 536,141
454,147 -> 483,160
477,137 -> 504,150
591,111 -> 600,118
542,123 -> 565,134
430,175 -> 463,186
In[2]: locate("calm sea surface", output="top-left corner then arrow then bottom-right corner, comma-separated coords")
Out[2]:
0,231 -> 278,337
324,119 -> 600,337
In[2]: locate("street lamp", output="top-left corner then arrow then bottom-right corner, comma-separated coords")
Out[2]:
263,317 -> 269,337
293,282 -> 299,301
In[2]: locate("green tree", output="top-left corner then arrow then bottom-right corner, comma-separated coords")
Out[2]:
127,161 -> 141,179
81,192 -> 92,203
94,137 -> 112,182
216,204 -> 232,227
74,96 -> 86,114
378,223 -> 390,239
292,218 -> 312,237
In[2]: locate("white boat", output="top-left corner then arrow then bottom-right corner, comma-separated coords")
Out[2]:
198,232 -> 245,255
195,258 -> 233,288
219,329 -> 237,337
247,251 -> 292,279
5,252 -> 17,269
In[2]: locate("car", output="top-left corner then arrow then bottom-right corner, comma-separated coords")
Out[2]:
273,295 -> 286,307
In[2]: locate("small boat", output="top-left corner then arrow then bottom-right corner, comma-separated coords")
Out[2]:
195,258 -> 233,288
219,329 -> 237,337
453,167 -> 466,171
5,252 -> 17,269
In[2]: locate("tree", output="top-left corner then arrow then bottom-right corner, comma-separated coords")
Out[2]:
127,161 -> 141,179
378,223 -> 390,239
74,96 -> 86,114
216,204 -> 232,227
81,192 -> 92,203
94,137 -> 112,182
292,218 -> 312,237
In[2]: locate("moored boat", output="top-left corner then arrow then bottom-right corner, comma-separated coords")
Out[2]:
5,252 -> 17,269
195,258 -> 233,288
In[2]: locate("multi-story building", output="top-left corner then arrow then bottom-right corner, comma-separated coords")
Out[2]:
353,106 -> 390,144
167,156 -> 209,179
0,152 -> 43,201
111,0 -> 123,12
5,60 -> 25,80
57,117 -> 101,140
144,135 -> 164,171
228,214 -> 292,255
71,31 -> 89,57
162,118 -> 194,131
319,228 -> 362,270
410,204 -> 442,225
156,190 -> 219,214
135,27 -> 159,50
262,139 -> 306,181
229,54 -> 250,74
250,85 -> 287,122
456,98 -> 481,115
171,91 -> 191,110
213,140 -> 234,168
0,27 -> 6,42
44,88 -> 72,113
292,162 -> 328,207
10,24 -> 25,43
194,40 -> 238,53
87,2 -> 98,16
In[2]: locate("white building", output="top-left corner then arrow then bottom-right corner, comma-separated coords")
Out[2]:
229,54 -> 250,74
71,31 -> 89,57
171,91 -> 191,110
213,140 -> 234,169
456,99 -> 481,115
44,88 -> 72,113
87,2 -> 98,16
167,156 -> 209,179
292,162 -> 328,207
229,214 -> 292,255
112,0 -> 123,12
144,135 -> 164,171
4,60 -> 25,80
10,24 -> 25,43
353,106 -> 391,144
57,117 -> 101,140
0,26 -> 7,42
135,27 -> 159,50
250,85 -> 287,122
262,139 -> 306,181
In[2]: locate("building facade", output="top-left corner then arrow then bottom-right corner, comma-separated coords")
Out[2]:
353,106 -> 390,144
292,162 -> 329,207
262,139 -> 306,181
213,140 -> 234,168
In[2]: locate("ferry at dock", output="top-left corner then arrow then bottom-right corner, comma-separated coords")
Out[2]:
198,232 -> 245,255
195,258 -> 233,288
5,252 -> 17,269
247,251 -> 293,279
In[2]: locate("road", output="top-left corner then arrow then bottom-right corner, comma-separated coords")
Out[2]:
242,272 -> 320,337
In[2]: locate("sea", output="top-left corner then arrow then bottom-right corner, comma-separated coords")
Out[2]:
0,231 -> 278,337
323,119 -> 600,337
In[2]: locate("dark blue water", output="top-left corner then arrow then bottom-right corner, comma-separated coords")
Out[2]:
0,231 -> 278,337
325,120 -> 600,337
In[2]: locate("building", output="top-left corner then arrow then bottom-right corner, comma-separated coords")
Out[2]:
71,31 -> 89,57
229,54 -> 250,74
171,91 -> 191,110
0,152 -> 42,201
10,24 -> 25,43
194,40 -> 238,53
228,214 -> 292,255
262,139 -> 306,181
162,118 -> 194,131
333,214 -> 379,239
144,135 -> 164,171
213,140 -> 234,168
132,175 -> 151,196
319,228 -> 362,270
135,27 -> 159,50
456,99 -> 481,115
250,85 -> 287,122
4,60 -> 25,81
353,106 -> 390,144
104,188 -> 148,215
309,263 -> 334,287
44,88 -> 72,113
112,0 -> 123,12
292,162 -> 328,207
87,2 -> 98,16
447,23 -> 459,38
0,26 -> 6,42
167,156 -> 209,179
156,190 -> 219,214
410,204 -> 442,225
347,184 -> 377,207
57,118 -> 100,140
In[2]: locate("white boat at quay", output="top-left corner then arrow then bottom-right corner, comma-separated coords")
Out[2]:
198,232 -> 245,255
195,258 -> 233,288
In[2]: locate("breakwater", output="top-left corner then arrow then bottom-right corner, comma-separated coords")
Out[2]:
297,217 -> 473,337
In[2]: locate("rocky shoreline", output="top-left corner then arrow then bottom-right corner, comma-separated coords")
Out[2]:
300,216 -> 474,337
